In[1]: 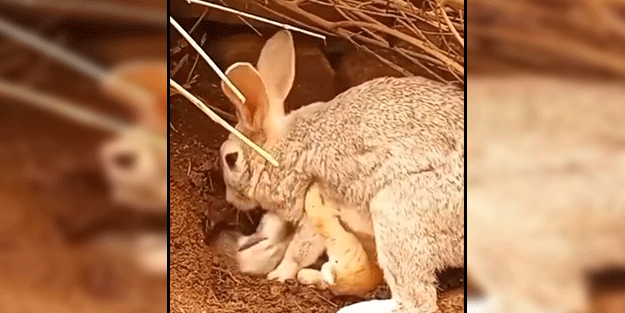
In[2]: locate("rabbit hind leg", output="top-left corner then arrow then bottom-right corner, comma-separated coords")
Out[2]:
369,172 -> 464,313
268,218 -> 326,282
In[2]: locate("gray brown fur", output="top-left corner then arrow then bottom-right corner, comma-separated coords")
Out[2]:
220,30 -> 464,313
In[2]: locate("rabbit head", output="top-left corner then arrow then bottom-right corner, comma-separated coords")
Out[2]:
236,212 -> 293,275
100,136 -> 167,212
219,30 -> 297,213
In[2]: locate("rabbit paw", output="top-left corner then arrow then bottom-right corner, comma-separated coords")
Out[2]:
320,260 -> 336,285
296,261 -> 336,288
297,268 -> 327,289
267,261 -> 298,282
337,299 -> 395,313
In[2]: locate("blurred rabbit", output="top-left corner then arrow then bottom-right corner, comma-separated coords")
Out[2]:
467,75 -> 625,313
98,60 -> 168,275
99,60 -> 168,213
219,30 -> 464,313
100,135 -> 167,212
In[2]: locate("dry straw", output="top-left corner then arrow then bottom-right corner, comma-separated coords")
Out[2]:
240,0 -> 466,83
186,0 -> 327,40
0,15 -> 165,149
0,79 -> 166,151
170,15 -> 281,166
0,15 -> 155,110
170,16 -> 247,104
170,79 -> 280,167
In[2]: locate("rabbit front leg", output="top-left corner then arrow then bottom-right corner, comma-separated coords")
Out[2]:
267,218 -> 325,282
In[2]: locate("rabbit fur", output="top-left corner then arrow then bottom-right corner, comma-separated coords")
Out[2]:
219,30 -> 464,313
235,183 -> 383,297
467,75 -> 625,313
236,211 -> 325,276
297,182 -> 385,297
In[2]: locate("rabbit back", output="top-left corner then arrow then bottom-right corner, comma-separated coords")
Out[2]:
270,76 -> 464,212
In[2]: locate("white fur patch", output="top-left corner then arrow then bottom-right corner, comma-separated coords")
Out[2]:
336,299 -> 395,313
321,261 -> 335,285
466,296 -> 498,313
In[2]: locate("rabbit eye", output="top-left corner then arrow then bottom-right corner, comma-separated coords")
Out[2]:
225,152 -> 238,170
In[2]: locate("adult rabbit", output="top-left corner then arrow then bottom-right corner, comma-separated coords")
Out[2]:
219,30 -> 464,313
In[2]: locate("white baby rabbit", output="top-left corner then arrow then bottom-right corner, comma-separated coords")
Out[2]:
468,75 -> 625,313
236,211 -> 325,276
219,29 -> 464,313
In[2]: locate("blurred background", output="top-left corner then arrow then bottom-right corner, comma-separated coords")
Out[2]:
467,0 -> 625,312
0,1 -> 166,312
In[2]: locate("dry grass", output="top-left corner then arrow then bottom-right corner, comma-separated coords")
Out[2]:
256,0 -> 465,84
468,0 -> 625,79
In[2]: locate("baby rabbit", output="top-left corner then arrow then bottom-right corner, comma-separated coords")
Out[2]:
236,212 -> 291,275
467,75 -> 625,313
237,211 -> 324,276
235,183 -> 384,297
297,182 -> 384,297
219,29 -> 464,313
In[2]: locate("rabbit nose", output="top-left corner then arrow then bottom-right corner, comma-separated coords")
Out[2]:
237,234 -> 268,252
225,152 -> 238,170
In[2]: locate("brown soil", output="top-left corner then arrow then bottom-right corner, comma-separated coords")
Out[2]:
0,12 -> 166,312
168,23 -> 464,313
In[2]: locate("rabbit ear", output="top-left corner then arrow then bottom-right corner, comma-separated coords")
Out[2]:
257,30 -> 295,108
221,62 -> 269,133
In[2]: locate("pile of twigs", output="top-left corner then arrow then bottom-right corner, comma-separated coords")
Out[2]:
259,0 -> 465,84
468,0 -> 625,79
